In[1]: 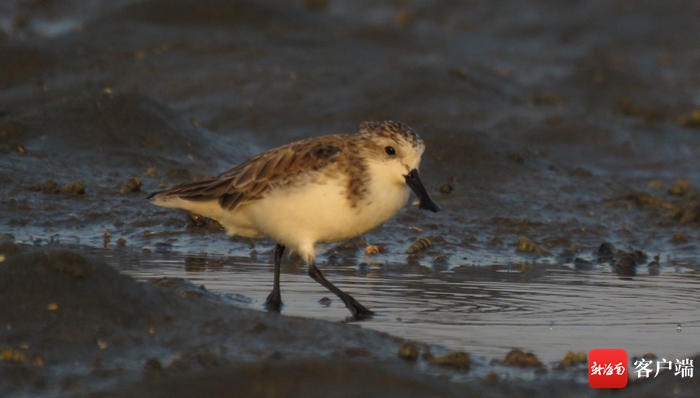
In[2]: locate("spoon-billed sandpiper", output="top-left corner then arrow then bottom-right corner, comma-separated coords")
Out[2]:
148,121 -> 440,319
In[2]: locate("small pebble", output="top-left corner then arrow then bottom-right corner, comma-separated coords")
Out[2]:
630,250 -> 647,264
598,242 -> 615,256
438,184 -> 453,194
558,351 -> 586,368
679,205 -> 700,224
678,110 -> 700,129
33,180 -> 60,194
10,141 -> 25,153
485,372 -> 499,384
503,349 -> 541,367
0,241 -> 18,255
648,180 -> 664,190
30,354 -> 44,366
397,342 -> 420,362
668,180 -> 689,196
615,255 -> 636,268
318,297 -> 332,307
428,351 -> 470,370
516,237 -> 548,254
120,178 -> 141,194
573,257 -> 594,270
364,245 -> 380,255
614,255 -> 637,276
142,358 -> 163,377
61,182 -> 85,195
648,261 -> 660,276
432,254 -> 449,264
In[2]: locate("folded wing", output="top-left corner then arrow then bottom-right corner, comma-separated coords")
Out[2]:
148,137 -> 345,211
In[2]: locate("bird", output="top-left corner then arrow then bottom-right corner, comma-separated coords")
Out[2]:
148,120 -> 440,319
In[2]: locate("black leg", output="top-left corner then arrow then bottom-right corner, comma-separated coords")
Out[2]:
307,260 -> 374,320
265,244 -> 285,312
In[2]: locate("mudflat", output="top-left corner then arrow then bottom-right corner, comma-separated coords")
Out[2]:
1,0 -> 700,396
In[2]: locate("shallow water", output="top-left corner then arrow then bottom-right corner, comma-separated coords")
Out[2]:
101,247 -> 700,363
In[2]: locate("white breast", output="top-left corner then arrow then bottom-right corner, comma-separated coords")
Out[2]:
238,172 -> 409,259
152,166 -> 410,261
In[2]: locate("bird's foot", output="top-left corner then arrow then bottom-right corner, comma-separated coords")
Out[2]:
264,290 -> 282,313
342,296 -> 374,320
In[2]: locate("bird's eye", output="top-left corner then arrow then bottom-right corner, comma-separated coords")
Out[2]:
384,146 -> 396,156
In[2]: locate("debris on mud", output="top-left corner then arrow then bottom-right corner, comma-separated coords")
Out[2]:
485,371 -> 499,384
0,241 -> 19,256
30,180 -> 85,195
678,110 -> 700,129
61,181 -> 85,195
606,193 -> 674,210
615,255 -> 637,277
116,237 -> 127,249
615,100 -> 663,123
141,358 -> 163,378
678,204 -> 700,224
318,297 -> 332,307
489,237 -> 504,246
557,351 -> 586,369
648,181 -> 664,190
516,237 -> 550,254
364,244 -> 387,255
431,254 -> 449,265
648,261 -> 661,276
668,180 -> 690,196
629,250 -> 648,265
120,177 -> 142,194
364,245 -> 380,255
427,351 -> 470,370
407,237 -> 434,254
9,141 -> 26,153
30,180 -> 60,194
398,342 -> 420,362
670,234 -> 688,244
501,349 -> 543,368
438,183 -> 454,194
185,213 -> 223,231
323,237 -> 368,255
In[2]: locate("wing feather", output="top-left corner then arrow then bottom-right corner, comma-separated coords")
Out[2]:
149,136 -> 346,211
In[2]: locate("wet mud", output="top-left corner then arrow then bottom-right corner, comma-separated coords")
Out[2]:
3,250 -> 699,397
2,0 -> 700,396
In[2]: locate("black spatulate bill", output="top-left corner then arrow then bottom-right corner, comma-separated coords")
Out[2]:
404,169 -> 441,213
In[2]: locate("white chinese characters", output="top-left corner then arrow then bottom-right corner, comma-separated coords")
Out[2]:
633,358 -> 694,379
591,362 -> 626,376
